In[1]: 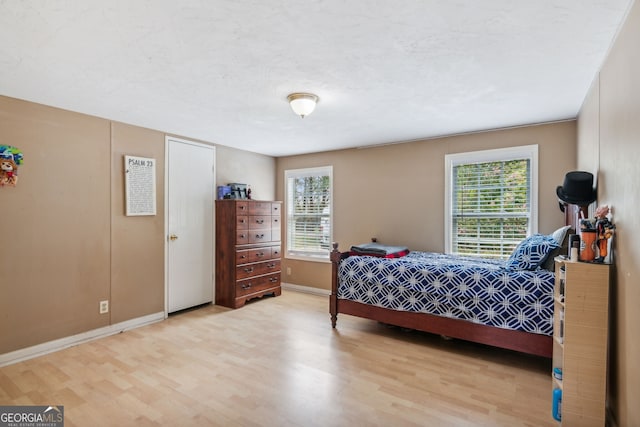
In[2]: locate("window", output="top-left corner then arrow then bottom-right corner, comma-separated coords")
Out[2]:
285,166 -> 333,260
445,145 -> 538,258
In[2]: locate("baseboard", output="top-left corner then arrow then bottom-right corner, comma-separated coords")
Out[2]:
281,282 -> 331,297
0,311 -> 165,367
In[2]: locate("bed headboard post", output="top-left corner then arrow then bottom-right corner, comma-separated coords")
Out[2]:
563,203 -> 589,230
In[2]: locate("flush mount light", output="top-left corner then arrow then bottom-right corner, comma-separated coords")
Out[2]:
287,93 -> 319,118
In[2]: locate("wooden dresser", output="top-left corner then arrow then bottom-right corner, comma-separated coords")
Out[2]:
215,199 -> 282,308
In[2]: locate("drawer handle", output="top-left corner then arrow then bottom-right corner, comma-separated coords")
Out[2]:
273,219 -> 279,223
239,219 -> 246,224
256,219 -> 264,224
243,267 -> 254,273
257,252 -> 265,257
269,277 -> 278,283
240,206 -> 246,210
240,255 -> 247,259
242,283 -> 252,289
256,234 -> 264,239
240,234 -> 246,238
267,263 -> 276,269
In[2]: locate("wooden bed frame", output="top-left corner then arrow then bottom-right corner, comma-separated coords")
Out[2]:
329,243 -> 553,358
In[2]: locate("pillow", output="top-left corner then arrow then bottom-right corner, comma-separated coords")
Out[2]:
551,225 -> 572,246
541,226 -> 575,271
506,234 -> 560,271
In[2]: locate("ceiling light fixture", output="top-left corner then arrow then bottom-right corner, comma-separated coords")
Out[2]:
287,93 -> 319,118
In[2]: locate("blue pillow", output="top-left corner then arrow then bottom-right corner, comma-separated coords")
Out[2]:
506,234 -> 560,271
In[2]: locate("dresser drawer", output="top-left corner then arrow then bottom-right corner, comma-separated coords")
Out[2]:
271,203 -> 281,215
236,230 -> 249,245
236,273 -> 280,297
236,259 -> 281,280
271,245 -> 281,258
249,229 -> 272,244
235,201 -> 249,215
249,215 -> 270,229
236,215 -> 248,230
270,226 -> 281,242
236,247 -> 272,264
249,202 -> 272,216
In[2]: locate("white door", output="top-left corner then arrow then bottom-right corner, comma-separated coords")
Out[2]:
166,137 -> 215,313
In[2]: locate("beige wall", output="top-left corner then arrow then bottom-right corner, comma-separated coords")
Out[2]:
0,97 -> 112,353
577,1 -> 640,425
577,77 -> 601,181
110,123 -> 166,323
0,96 -> 276,355
276,121 -> 576,291
216,144 -> 276,201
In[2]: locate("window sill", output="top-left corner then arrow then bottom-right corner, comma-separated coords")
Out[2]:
285,253 -> 331,263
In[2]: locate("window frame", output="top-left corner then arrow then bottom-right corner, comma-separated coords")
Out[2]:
444,145 -> 538,257
284,165 -> 333,262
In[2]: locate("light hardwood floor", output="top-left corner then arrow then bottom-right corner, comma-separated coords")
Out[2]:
0,291 -> 555,426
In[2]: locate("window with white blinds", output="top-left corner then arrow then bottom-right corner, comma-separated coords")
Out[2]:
445,146 -> 538,258
285,166 -> 333,260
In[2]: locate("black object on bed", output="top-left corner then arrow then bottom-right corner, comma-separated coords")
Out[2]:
349,242 -> 410,258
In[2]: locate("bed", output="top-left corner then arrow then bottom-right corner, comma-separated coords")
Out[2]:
330,228 -> 572,358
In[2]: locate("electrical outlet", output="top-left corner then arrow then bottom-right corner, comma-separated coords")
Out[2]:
286,267 -> 292,275
99,300 -> 109,314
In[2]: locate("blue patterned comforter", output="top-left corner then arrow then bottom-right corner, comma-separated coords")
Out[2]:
337,251 -> 555,335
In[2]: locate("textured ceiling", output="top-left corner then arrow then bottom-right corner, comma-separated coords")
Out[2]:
0,1 -> 633,156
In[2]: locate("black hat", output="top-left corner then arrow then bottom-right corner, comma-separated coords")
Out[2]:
556,171 -> 597,205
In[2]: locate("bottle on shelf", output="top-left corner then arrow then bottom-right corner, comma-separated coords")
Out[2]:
558,266 -> 565,302
552,388 -> 562,421
570,241 -> 579,262
558,307 -> 564,343
553,367 -> 562,381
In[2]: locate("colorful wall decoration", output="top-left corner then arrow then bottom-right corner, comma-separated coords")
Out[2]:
0,145 -> 23,187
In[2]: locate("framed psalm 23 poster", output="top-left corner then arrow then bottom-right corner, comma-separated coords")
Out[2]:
124,155 -> 157,216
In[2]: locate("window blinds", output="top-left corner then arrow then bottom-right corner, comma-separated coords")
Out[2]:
286,168 -> 332,258
452,159 -> 531,258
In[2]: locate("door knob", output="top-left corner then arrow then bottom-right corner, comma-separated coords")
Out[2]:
169,234 -> 178,241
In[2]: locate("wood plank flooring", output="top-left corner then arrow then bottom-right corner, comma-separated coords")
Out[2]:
0,290 -> 556,426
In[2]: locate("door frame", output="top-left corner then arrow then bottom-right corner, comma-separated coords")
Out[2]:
164,136 -> 216,317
